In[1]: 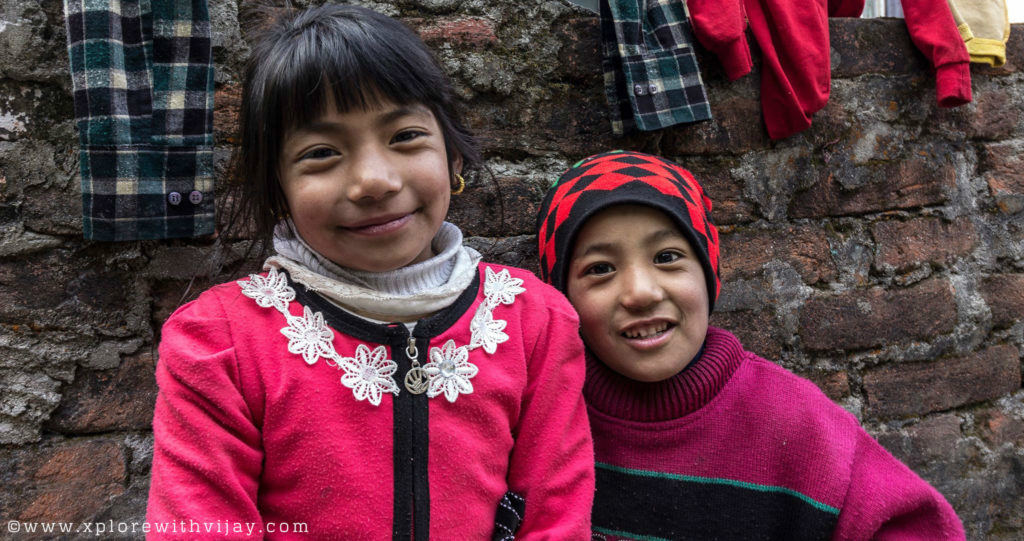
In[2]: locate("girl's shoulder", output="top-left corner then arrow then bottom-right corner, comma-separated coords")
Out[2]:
165,272 -> 278,324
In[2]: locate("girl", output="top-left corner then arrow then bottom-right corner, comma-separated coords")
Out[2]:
146,5 -> 594,539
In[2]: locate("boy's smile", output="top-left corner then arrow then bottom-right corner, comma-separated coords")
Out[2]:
566,205 -> 709,382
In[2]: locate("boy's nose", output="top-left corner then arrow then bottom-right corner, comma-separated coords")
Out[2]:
619,266 -> 663,310
345,150 -> 402,201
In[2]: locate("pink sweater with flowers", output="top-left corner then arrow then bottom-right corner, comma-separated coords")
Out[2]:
147,263 -> 594,540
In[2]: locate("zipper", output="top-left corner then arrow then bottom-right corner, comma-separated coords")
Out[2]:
393,330 -> 430,541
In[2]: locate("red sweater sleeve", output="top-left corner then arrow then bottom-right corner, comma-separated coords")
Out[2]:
506,283 -> 595,539
900,0 -> 972,107
833,429 -> 965,540
146,293 -> 264,539
687,0 -> 753,80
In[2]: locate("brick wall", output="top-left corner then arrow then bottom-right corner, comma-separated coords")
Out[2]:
1,1 -> 1022,538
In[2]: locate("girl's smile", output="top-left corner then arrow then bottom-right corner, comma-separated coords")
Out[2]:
279,98 -> 459,272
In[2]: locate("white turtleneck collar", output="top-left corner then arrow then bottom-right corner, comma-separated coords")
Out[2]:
265,220 -> 482,321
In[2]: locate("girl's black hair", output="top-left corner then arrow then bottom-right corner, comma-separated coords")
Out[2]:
227,4 -> 481,245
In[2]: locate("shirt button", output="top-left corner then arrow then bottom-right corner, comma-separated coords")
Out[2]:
167,191 -> 182,205
189,190 -> 203,204
649,83 -> 658,94
633,84 -> 646,96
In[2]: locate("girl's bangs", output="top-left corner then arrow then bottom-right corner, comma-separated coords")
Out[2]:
268,26 -> 437,135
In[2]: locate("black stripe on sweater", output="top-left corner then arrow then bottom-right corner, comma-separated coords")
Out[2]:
593,464 -> 839,540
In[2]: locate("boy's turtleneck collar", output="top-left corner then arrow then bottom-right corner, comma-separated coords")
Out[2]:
582,326 -> 746,423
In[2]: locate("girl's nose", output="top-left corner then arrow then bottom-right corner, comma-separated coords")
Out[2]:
345,149 -> 402,201
619,266 -> 664,311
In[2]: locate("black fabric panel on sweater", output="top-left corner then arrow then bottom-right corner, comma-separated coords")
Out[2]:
593,466 -> 839,540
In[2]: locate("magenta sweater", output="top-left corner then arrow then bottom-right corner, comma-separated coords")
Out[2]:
585,326 -> 964,540
147,264 -> 594,539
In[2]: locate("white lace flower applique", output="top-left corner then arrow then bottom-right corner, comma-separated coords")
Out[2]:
469,308 -> 508,355
417,266 -> 525,402
335,344 -> 400,406
483,267 -> 526,307
423,340 -> 478,402
238,268 -> 295,311
280,305 -> 335,365
238,265 -> 527,406
239,267 -> 400,406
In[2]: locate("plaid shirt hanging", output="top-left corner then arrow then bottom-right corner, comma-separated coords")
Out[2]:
64,0 -> 215,240
601,0 -> 712,134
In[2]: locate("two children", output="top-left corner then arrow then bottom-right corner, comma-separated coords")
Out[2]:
147,5 -> 593,539
536,150 -> 965,540
147,3 -> 962,538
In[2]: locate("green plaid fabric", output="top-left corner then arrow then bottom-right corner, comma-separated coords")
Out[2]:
601,0 -> 712,134
64,0 -> 215,240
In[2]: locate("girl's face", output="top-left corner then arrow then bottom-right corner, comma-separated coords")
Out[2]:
279,99 -> 458,272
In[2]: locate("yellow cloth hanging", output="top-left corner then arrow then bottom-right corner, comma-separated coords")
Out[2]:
947,0 -> 1011,66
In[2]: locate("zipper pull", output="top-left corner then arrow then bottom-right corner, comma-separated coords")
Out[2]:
404,336 -> 427,395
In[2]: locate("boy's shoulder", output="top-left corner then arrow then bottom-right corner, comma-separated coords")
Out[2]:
715,329 -> 861,437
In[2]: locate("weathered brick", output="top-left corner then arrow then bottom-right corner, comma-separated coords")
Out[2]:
551,17 -> 602,82
662,91 -> 770,155
789,151 -> 954,218
977,409 -> 1024,447
414,17 -> 498,48
980,142 -> 1024,214
467,95 -> 633,157
979,274 -> 1024,328
802,370 -> 850,402
967,89 -> 1018,140
830,18 -> 929,78
863,345 -> 1022,419
720,226 -> 836,284
709,309 -> 781,360
448,175 -> 544,237
872,216 -> 978,271
465,235 -> 538,275
213,83 -> 242,144
1,439 -> 126,523
686,162 -> 756,226
46,353 -> 157,433
877,414 -> 962,470
799,279 -> 956,351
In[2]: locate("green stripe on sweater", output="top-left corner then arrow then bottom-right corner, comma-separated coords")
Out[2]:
592,525 -> 671,541
595,462 -> 840,515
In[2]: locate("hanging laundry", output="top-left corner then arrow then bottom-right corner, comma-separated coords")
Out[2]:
601,0 -> 715,134
744,0 -> 972,140
64,0 -> 215,240
947,0 -> 1011,66
687,0 -> 754,81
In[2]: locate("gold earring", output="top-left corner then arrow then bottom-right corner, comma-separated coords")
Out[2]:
452,174 -> 466,195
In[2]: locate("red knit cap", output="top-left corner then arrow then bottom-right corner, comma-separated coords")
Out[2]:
535,150 -> 721,312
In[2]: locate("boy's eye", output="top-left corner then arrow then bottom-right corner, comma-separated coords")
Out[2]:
583,262 -> 614,276
654,250 -> 682,264
391,130 -> 426,144
299,147 -> 338,161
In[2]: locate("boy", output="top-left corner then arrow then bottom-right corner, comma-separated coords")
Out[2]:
536,151 -> 964,540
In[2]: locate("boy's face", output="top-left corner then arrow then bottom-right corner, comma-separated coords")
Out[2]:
566,205 -> 709,382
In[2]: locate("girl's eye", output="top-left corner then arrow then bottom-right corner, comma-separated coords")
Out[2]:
654,250 -> 683,264
299,147 -> 338,161
584,262 -> 614,276
392,130 -> 426,144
